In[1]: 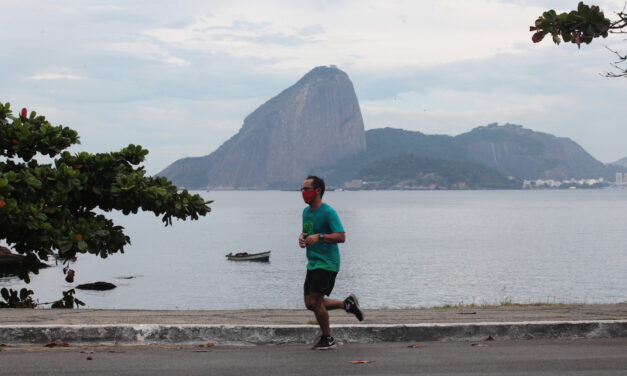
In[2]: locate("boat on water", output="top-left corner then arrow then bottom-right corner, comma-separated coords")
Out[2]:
226,251 -> 271,262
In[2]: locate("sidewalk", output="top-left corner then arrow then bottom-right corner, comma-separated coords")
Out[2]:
1,303 -> 626,346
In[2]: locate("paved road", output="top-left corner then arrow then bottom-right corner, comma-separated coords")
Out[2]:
1,338 -> 626,375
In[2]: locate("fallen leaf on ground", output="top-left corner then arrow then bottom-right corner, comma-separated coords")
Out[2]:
45,342 -> 71,348
485,336 -> 495,341
408,344 -> 425,348
198,343 -> 215,348
471,343 -> 489,347
80,350 -> 94,354
86,356 -> 93,360
350,360 -> 375,364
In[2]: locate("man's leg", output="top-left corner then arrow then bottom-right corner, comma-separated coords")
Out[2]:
304,269 -> 342,341
324,298 -> 344,310
307,294 -> 350,335
305,293 -> 338,350
304,296 -> 341,308
308,292 -> 331,337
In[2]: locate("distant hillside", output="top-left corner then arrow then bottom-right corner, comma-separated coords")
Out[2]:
353,154 -> 520,189
158,66 -> 366,189
313,128 -> 471,186
456,123 -> 616,180
315,124 -> 619,188
610,156 -> 627,168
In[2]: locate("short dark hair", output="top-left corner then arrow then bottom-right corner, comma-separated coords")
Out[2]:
306,175 -> 325,198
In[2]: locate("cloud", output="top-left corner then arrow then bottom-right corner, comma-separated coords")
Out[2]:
27,73 -> 84,80
138,0 -> 543,71
102,41 -> 190,67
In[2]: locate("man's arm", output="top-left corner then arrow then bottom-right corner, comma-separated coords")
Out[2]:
304,232 -> 345,246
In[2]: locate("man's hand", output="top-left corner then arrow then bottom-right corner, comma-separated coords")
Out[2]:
304,234 -> 320,246
298,232 -> 308,248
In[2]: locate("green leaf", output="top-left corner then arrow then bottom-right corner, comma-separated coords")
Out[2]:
77,240 -> 88,251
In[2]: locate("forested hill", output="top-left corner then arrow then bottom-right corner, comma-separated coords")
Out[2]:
314,124 -> 623,189
353,154 -> 520,189
455,123 -> 616,180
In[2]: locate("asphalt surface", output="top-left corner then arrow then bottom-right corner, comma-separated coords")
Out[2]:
3,303 -> 627,325
1,338 -> 626,375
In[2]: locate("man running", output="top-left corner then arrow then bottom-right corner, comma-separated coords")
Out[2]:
298,175 -> 363,350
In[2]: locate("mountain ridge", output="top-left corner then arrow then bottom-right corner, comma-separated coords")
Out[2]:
314,123 -> 622,188
610,156 -> 627,168
158,66 -> 366,189
158,67 -> 624,190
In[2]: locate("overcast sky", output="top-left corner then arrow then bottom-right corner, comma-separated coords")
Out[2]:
2,0 -> 626,174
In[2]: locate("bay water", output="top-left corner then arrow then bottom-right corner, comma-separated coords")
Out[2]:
1,189 -> 626,309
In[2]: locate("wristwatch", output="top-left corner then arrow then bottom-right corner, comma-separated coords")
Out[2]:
318,233 -> 325,240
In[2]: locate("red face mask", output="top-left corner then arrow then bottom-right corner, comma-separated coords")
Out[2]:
302,190 -> 317,204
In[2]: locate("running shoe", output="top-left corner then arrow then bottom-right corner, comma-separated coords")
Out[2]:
312,335 -> 336,350
344,294 -> 364,321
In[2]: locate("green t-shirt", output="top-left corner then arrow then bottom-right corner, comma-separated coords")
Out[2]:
302,203 -> 345,272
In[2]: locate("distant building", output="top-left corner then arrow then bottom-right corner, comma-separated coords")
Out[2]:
624,173 -> 627,184
523,177 -> 605,189
617,173 -> 624,185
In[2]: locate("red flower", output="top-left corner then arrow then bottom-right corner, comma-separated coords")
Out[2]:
11,139 -> 20,145
0,199 -> 6,209
76,234 -> 83,240
74,164 -> 83,170
529,26 -> 537,31
21,108 -> 27,117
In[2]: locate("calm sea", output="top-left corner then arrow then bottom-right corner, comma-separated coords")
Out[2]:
2,189 -> 626,309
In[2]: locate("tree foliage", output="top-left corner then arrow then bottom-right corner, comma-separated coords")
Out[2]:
0,287 -> 36,308
530,2 -> 627,77
0,101 -> 212,307
355,154 -> 520,189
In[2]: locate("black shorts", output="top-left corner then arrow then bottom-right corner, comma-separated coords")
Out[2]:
304,268 -> 338,296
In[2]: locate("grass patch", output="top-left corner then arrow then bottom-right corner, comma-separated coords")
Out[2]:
428,297 -> 569,309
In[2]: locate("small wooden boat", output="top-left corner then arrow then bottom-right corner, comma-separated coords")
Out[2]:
226,251 -> 271,262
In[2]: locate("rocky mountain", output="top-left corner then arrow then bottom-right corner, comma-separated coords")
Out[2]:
610,156 -> 627,168
158,66 -> 366,189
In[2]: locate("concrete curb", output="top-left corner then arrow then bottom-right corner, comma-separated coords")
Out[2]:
1,320 -> 626,346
